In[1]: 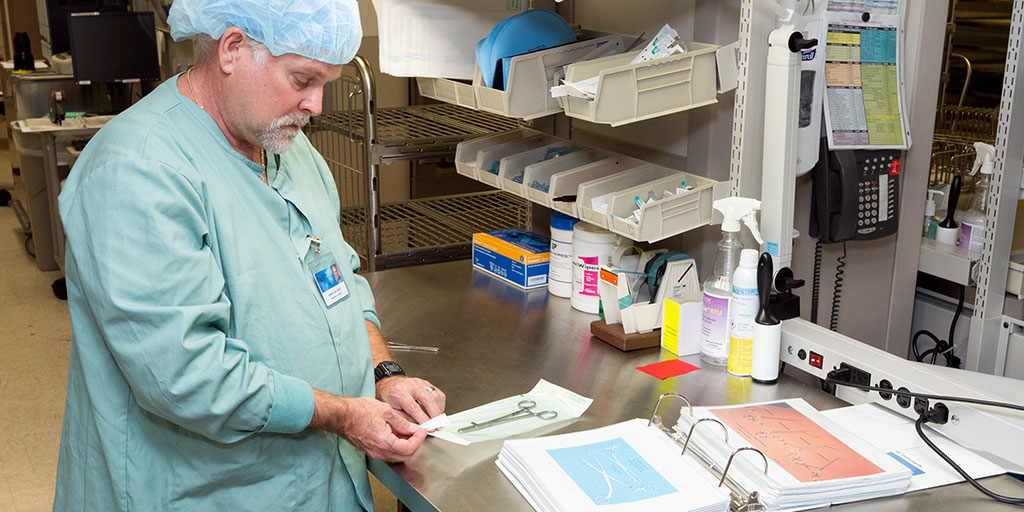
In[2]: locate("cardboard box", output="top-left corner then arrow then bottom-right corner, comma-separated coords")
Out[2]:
661,293 -> 704,355
472,229 -> 550,289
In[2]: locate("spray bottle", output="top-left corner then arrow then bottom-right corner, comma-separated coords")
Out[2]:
923,189 -> 944,239
701,197 -> 764,366
960,142 -> 995,252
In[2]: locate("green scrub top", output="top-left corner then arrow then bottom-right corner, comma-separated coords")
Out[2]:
55,76 -> 378,511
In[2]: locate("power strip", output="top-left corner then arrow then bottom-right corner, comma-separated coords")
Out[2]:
781,318 -> 1024,472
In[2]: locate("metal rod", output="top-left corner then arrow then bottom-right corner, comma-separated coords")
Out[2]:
349,55 -> 379,272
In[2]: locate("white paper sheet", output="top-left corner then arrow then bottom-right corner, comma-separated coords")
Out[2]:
820,403 -> 1006,492
429,379 -> 593,445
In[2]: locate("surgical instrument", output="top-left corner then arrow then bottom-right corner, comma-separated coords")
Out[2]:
457,400 -> 558,433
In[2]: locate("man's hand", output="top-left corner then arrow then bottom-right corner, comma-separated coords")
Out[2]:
376,376 -> 447,425
308,389 -> 426,462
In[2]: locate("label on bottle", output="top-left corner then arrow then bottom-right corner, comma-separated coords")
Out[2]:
727,336 -> 753,376
960,222 -> 985,252
700,292 -> 730,360
726,284 -> 758,376
573,256 -> 601,296
549,240 -> 572,282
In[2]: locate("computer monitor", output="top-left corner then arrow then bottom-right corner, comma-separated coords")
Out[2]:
68,12 -> 160,85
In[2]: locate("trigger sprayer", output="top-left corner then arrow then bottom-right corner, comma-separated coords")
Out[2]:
700,197 -> 763,366
960,142 -> 996,251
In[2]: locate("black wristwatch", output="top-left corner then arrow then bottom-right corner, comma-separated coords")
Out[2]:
373,361 -> 405,382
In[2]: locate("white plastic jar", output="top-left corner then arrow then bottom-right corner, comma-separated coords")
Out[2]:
571,223 -> 616,314
548,211 -> 580,297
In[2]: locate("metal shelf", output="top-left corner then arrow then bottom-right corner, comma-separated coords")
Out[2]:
340,191 -> 530,270
919,237 -> 980,286
310,104 -> 521,164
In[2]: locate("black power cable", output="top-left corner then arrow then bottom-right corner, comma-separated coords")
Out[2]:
911,284 -> 965,368
811,240 -> 822,325
827,378 -> 1024,504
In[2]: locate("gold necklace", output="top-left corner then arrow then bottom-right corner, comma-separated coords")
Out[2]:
186,67 -> 203,110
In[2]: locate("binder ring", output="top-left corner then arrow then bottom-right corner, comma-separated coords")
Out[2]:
719,447 -> 769,488
680,418 -> 729,456
647,393 -> 694,427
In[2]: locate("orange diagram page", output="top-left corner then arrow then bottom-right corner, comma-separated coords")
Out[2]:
711,402 -> 883,482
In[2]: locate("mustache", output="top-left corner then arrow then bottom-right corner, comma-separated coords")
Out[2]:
268,112 -> 310,130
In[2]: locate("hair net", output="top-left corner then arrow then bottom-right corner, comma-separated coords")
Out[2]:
168,0 -> 362,65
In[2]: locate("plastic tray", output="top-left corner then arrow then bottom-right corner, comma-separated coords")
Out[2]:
498,142 -> 581,197
558,41 -> 720,127
454,128 -> 542,180
576,164 -> 682,228
475,32 -> 631,120
523,149 -> 603,206
547,156 -> 646,218
416,77 -> 478,109
474,134 -> 561,188
606,170 -> 724,242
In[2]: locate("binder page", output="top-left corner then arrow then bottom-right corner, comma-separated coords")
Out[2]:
498,418 -> 730,512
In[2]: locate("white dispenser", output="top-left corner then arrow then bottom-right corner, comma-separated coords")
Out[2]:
923,189 -> 944,239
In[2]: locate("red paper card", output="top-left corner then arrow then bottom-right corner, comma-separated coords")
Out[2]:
636,359 -> 701,380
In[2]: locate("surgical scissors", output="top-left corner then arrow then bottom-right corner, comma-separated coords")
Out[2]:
457,400 -> 558,433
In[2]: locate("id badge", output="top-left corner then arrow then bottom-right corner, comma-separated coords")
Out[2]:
307,251 -> 349,307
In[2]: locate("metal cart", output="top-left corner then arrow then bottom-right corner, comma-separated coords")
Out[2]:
306,56 -> 529,271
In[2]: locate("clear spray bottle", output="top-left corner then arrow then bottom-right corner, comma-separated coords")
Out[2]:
960,142 -> 995,252
701,197 -> 764,366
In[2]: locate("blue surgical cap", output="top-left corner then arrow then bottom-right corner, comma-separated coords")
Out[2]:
168,0 -> 362,65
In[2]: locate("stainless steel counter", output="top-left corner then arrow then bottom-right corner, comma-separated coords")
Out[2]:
365,260 -> 1022,511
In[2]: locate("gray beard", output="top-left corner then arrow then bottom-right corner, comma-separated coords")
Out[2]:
257,112 -> 310,154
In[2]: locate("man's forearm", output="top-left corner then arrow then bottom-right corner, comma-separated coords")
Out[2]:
366,319 -> 393,366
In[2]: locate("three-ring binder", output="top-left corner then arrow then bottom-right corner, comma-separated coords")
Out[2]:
648,393 -> 768,512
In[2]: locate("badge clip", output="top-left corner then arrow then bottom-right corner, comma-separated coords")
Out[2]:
307,235 -> 323,255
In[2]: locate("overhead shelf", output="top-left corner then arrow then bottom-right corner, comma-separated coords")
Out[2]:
454,129 -> 728,242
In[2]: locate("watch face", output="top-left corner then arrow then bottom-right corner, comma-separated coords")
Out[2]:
375,361 -> 405,381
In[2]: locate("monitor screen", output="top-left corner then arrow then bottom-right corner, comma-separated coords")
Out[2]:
69,12 -> 160,84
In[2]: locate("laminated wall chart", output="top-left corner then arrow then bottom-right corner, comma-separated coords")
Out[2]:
823,0 -> 911,149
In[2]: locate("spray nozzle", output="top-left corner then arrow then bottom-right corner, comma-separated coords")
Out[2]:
713,197 -> 764,244
971,142 -> 996,176
927,189 -> 945,202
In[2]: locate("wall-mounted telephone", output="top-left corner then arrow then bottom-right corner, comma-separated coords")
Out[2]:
809,137 -> 902,243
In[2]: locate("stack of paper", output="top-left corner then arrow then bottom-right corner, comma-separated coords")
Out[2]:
676,399 -> 913,510
497,419 -> 730,512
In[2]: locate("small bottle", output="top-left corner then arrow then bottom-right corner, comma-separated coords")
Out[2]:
727,249 -> 759,377
923,189 -> 944,239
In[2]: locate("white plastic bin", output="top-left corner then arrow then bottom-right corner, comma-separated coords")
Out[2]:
576,164 -> 681,228
547,156 -> 646,218
605,171 -> 724,242
558,41 -> 720,127
416,77 -> 478,109
498,142 -> 581,197
475,134 -> 560,188
454,128 -> 541,180
475,32 -> 631,120
523,149 -> 603,206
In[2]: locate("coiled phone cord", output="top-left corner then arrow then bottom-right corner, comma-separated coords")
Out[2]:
829,241 -> 846,331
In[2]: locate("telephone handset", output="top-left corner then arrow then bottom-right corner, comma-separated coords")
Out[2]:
809,137 -> 901,243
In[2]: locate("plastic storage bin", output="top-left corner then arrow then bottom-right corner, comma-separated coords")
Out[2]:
523,149 -> 603,206
474,32 -> 630,120
498,142 -> 581,197
576,164 -> 681,228
454,128 -> 542,180
605,170 -> 724,242
474,134 -> 561,188
547,156 -> 646,218
558,41 -> 720,127
416,77 -> 478,109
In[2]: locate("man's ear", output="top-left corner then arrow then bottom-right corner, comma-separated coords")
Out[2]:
217,27 -> 247,75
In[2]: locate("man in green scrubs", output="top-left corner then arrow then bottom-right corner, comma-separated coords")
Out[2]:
53,1 -> 445,509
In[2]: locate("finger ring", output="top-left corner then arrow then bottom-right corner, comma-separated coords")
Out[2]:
426,386 -> 436,393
